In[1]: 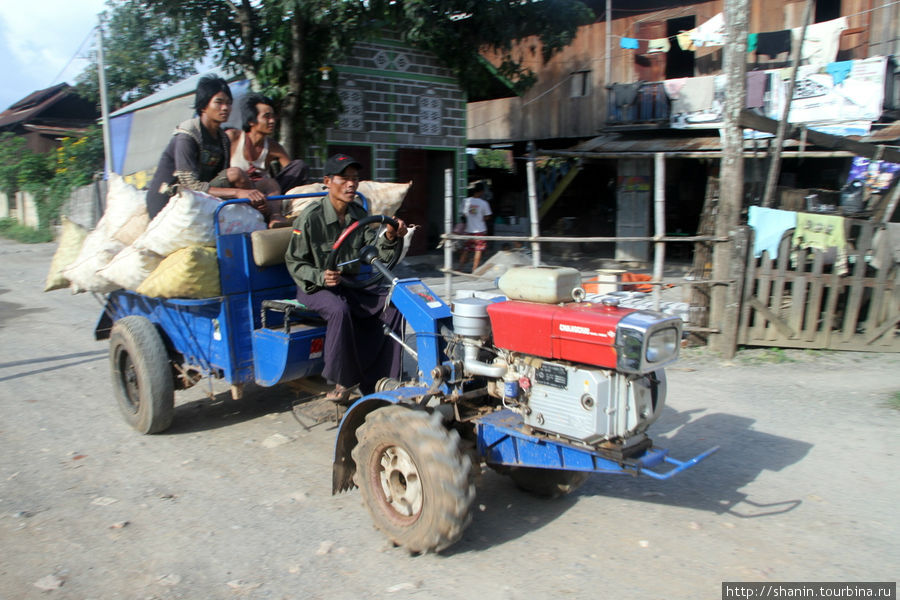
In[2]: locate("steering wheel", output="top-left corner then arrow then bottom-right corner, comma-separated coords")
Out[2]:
324,214 -> 401,289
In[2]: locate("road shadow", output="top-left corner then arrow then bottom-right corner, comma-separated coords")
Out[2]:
0,286 -> 46,329
0,350 -> 107,383
576,406 -> 812,519
444,470 -> 584,555
445,405 -> 811,554
166,383 -> 302,434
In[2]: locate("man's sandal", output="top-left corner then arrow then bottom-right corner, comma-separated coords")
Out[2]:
324,384 -> 355,406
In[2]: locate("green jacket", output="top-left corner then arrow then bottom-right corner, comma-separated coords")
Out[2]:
284,196 -> 399,294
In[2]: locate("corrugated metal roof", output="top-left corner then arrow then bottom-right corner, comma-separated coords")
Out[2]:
572,133 -> 724,153
110,66 -> 242,117
860,121 -> 900,143
561,124 -> 900,157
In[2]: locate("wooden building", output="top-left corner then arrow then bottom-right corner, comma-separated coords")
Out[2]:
0,83 -> 99,154
468,0 -> 900,261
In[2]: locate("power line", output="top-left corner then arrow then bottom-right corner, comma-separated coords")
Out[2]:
48,25 -> 98,89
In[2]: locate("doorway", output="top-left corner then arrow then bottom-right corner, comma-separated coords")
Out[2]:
395,149 -> 456,255
666,16 -> 696,79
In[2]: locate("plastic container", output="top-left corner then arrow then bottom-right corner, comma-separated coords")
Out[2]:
583,269 -> 625,295
497,266 -> 582,304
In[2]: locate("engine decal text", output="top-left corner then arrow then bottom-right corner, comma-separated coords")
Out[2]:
559,323 -> 613,338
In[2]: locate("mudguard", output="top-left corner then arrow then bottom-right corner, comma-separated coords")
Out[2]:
331,386 -> 430,494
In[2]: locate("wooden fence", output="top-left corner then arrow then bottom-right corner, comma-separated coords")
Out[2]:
738,220 -> 899,351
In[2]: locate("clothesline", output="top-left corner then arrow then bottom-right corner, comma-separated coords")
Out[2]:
614,0 -> 900,44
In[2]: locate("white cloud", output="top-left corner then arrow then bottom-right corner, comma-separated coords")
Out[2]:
0,0 -> 106,109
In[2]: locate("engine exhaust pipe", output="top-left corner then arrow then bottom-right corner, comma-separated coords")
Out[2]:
462,343 -> 507,378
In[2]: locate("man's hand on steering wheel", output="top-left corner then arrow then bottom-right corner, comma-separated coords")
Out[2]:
323,269 -> 342,287
324,214 -> 405,289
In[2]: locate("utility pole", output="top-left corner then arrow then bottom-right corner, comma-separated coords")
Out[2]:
604,0 -> 612,86
708,0 -> 749,356
761,0 -> 813,208
96,17 -> 114,177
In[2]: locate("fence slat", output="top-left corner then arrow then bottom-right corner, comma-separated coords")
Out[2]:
803,250 -> 826,342
839,223 -> 872,343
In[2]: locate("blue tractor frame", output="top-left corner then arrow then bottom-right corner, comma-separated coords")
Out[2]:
96,194 -> 717,552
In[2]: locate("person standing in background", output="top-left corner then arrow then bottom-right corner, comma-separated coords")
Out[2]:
457,182 -> 492,272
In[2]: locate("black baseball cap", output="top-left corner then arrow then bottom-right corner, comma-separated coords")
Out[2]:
324,153 -> 362,176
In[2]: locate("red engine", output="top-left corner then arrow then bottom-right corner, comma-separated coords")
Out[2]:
487,300 -> 636,370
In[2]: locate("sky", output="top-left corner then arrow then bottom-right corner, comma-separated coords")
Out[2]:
0,0 -> 107,111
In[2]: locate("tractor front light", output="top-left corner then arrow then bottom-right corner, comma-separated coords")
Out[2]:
615,312 -> 683,374
646,326 -> 679,364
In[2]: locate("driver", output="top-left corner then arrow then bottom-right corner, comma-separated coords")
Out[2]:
285,154 -> 408,404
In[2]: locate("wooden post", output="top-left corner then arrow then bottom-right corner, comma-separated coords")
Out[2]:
604,0 -> 612,87
653,152 -> 666,310
709,0 -> 749,357
444,168 -> 454,299
526,142 -> 542,267
761,0 -> 813,208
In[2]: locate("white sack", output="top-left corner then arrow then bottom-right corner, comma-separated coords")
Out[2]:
284,181 -> 411,219
98,245 -> 165,292
135,188 -> 265,257
62,174 -> 148,293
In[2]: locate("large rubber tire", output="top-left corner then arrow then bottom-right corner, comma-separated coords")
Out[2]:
351,406 -> 475,553
109,316 -> 174,434
504,466 -> 589,499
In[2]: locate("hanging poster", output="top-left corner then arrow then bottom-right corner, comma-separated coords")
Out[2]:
787,56 -> 887,132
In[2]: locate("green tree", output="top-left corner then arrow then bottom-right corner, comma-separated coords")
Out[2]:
473,148 -> 512,171
139,0 -> 365,158
0,129 -> 103,230
369,0 -> 594,93
0,133 -> 28,198
76,0 -> 207,110
130,0 -> 592,157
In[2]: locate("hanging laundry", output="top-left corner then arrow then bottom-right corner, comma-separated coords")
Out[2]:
748,206 -> 797,258
663,78 -> 689,100
825,60 -> 853,85
792,212 -> 849,274
620,37 -> 639,50
870,223 -> 900,271
611,82 -> 642,107
756,30 -> 791,58
791,17 -> 848,66
746,70 -> 767,108
691,13 -> 725,47
747,33 -> 758,53
676,30 -> 696,51
670,76 -> 715,114
647,38 -> 671,54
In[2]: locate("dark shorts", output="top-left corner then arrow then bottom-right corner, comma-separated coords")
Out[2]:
465,231 -> 487,252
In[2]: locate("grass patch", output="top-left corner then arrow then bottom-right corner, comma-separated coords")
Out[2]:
737,347 -> 798,364
887,391 -> 900,411
0,218 -> 53,243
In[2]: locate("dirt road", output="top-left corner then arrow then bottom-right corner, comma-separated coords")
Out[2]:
1,238 -> 897,599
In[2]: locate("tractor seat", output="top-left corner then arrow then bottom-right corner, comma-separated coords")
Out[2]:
250,227 -> 293,267
260,299 -> 324,332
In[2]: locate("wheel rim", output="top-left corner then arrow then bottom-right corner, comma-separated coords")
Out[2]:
116,348 -> 140,414
374,444 -> 423,521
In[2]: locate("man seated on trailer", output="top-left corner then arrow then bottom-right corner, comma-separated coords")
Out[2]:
144,75 -> 289,228
284,154 -> 409,404
226,92 -> 311,196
